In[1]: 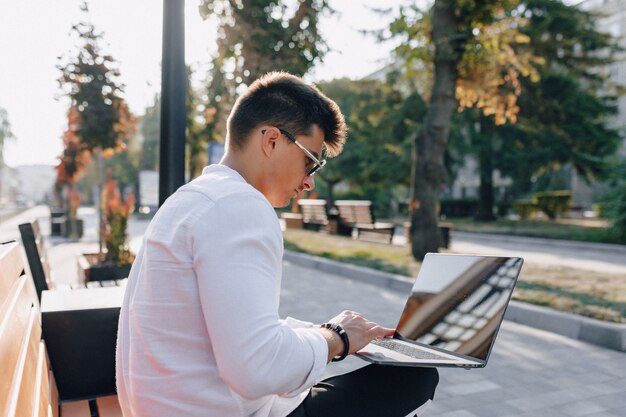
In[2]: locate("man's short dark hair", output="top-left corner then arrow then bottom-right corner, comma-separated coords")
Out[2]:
227,72 -> 347,157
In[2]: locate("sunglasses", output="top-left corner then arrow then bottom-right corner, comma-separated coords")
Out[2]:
261,128 -> 327,176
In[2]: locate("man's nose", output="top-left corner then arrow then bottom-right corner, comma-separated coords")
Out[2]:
302,175 -> 315,191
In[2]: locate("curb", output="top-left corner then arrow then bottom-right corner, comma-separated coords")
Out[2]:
284,250 -> 626,353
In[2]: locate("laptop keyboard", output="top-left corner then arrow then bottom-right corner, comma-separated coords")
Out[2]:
371,339 -> 452,361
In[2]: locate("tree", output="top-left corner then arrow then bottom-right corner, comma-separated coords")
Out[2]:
390,0 -> 534,259
317,77 -> 426,214
139,95 -> 160,172
199,0 -> 331,85
57,2 -> 136,243
494,0 -> 622,198
57,14 -> 135,155
197,0 -> 333,150
186,65 -> 211,179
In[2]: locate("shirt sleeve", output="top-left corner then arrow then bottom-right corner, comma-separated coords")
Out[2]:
191,193 -> 328,400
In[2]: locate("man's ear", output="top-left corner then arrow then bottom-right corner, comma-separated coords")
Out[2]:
260,128 -> 279,157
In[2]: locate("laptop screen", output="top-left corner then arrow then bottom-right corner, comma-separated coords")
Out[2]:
396,254 -> 523,362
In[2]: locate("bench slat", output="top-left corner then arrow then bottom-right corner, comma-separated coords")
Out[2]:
298,199 -> 329,229
48,351 -> 59,417
96,395 -> 123,417
0,276 -> 36,415
335,200 -> 395,243
5,306 -> 41,417
0,243 -> 24,307
33,341 -> 50,417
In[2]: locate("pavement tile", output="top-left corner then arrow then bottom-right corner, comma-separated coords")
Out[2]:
529,406 -> 583,417
460,402 -> 523,417
428,410 -> 479,417
558,400 -> 609,416
591,392 -> 626,410
505,390 -> 581,412
584,382 -> 626,396
445,380 -> 501,396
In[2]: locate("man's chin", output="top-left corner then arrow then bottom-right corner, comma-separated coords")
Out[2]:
271,197 -> 292,209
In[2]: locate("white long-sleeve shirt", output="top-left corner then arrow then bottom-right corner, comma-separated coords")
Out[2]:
116,164 -> 328,417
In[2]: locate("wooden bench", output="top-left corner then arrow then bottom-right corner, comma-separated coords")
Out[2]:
334,200 -> 396,244
0,241 -> 122,417
19,221 -> 124,302
298,199 -> 329,231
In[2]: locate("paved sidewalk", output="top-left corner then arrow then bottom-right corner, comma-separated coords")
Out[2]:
281,260 -> 626,417
6,206 -> 626,416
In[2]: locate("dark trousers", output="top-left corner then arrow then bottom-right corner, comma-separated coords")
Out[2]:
287,365 -> 439,417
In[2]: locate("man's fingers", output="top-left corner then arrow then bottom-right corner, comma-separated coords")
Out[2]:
368,325 -> 394,339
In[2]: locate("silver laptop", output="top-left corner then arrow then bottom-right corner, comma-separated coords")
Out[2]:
357,253 -> 523,368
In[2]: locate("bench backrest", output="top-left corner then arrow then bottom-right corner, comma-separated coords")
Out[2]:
0,242 -> 58,417
19,221 -> 51,302
298,199 -> 329,225
335,200 -> 375,226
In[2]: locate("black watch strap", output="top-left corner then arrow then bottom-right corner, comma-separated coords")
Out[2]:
320,323 -> 350,362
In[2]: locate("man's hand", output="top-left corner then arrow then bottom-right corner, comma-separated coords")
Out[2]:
316,310 -> 394,362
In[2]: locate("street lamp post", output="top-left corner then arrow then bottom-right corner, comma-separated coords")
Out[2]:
159,0 -> 186,206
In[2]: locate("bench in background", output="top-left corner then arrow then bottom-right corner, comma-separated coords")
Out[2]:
334,200 -> 395,244
19,220 -> 124,302
297,199 -> 330,231
0,241 -> 122,417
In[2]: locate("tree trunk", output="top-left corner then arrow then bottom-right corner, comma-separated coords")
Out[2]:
476,116 -> 496,221
410,0 -> 463,260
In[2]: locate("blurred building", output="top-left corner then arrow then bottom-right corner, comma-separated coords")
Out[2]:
0,164 -> 19,206
14,165 -> 56,205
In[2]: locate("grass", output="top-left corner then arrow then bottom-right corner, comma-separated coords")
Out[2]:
283,228 -> 626,323
447,217 -> 619,244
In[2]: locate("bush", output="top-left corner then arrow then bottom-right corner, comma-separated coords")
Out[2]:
439,198 -> 479,218
610,184 -> 626,243
533,190 -> 572,219
512,199 -> 538,219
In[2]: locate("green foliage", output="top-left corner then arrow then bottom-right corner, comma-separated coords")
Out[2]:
604,160 -> 626,243
511,199 -> 538,220
140,95 -> 160,171
495,0 -> 622,194
611,184 -> 626,243
533,190 -> 571,219
198,0 -> 331,85
440,198 -> 479,218
511,190 -> 571,220
316,78 -> 425,212
196,0 -> 333,162
185,65 -> 210,179
57,11 -> 135,153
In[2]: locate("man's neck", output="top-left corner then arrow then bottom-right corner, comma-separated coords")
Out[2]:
221,152 -> 263,191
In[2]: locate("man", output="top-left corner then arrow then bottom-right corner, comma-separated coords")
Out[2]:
116,72 -> 438,417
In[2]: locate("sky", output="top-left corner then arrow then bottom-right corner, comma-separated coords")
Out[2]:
0,0 -> 407,168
